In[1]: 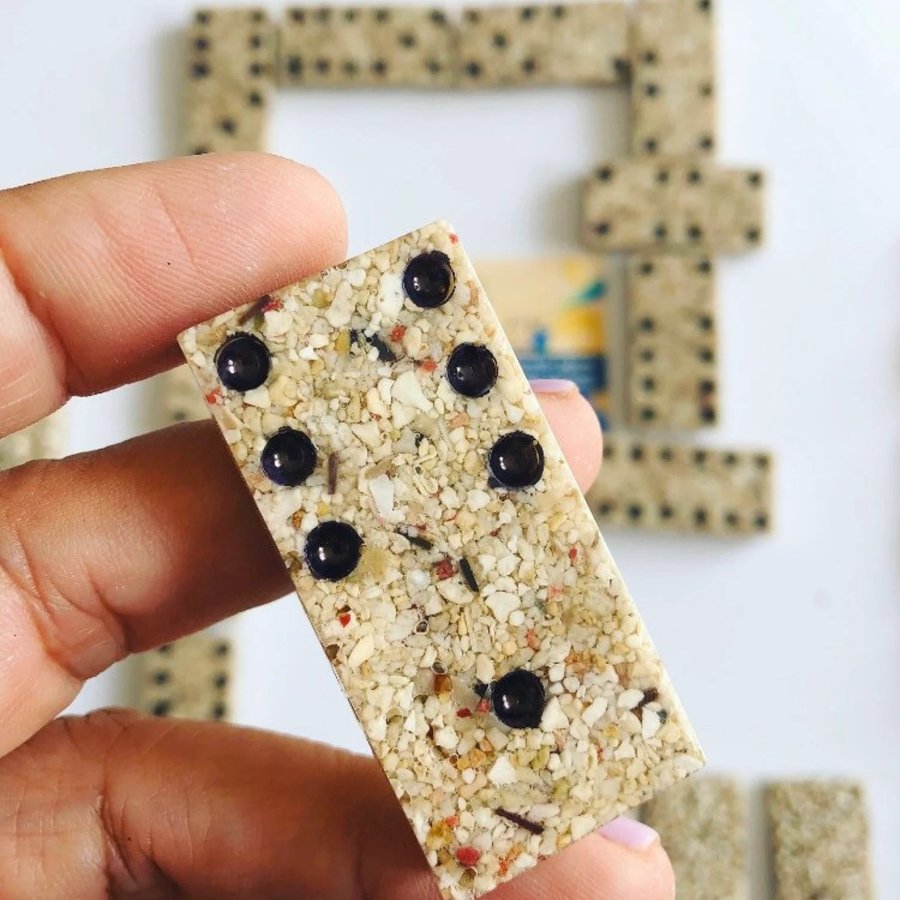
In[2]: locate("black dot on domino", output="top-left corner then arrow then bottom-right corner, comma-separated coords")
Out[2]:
261,428 -> 317,487
305,521 -> 363,581
403,251 -> 455,308
493,669 -> 545,728
215,332 -> 270,391
489,431 -> 545,489
447,343 -> 498,397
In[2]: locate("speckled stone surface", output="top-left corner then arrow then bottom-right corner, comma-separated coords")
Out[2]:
589,433 -> 773,535
626,254 -> 718,429
582,160 -> 765,253
630,0 -> 717,157
642,776 -> 747,900
179,222 -> 704,899
767,780 -> 873,900
456,3 -> 629,87
182,7 -> 275,154
278,6 -> 456,87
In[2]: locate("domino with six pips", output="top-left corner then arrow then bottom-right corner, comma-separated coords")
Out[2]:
179,222 -> 703,899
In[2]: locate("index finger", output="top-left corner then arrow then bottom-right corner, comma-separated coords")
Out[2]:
0,152 -> 346,436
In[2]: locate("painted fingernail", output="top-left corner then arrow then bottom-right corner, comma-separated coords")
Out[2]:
597,817 -> 660,850
530,379 -> 579,397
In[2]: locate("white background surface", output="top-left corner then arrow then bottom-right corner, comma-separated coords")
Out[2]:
2,0 -> 899,896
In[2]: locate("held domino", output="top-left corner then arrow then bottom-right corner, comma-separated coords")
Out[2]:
179,222 -> 703,899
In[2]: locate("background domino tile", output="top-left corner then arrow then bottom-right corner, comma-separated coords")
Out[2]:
179,222 -> 703,899
767,780 -> 873,900
582,160 -> 765,253
589,435 -> 773,535
475,256 -> 609,421
641,776 -> 747,900
456,3 -> 629,87
626,254 -> 717,429
630,0 -> 717,157
182,7 -> 276,154
137,634 -> 233,721
0,410 -> 67,472
182,92 -> 268,154
148,365 -> 212,428
278,6 -> 456,88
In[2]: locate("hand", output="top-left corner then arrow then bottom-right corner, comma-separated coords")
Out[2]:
0,154 -> 674,899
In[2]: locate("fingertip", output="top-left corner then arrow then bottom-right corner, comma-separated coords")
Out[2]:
597,816 -> 660,851
0,152 -> 352,404
163,151 -> 349,278
216,152 -> 349,265
488,830 -> 675,900
533,381 -> 603,492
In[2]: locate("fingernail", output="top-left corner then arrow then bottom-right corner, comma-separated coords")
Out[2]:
597,817 -> 660,850
530,379 -> 579,397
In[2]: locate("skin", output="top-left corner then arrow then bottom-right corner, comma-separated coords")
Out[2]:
0,153 -> 674,900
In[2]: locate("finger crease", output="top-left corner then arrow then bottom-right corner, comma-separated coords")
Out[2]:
0,496 -> 128,683
150,183 -> 201,275
80,713 -> 184,900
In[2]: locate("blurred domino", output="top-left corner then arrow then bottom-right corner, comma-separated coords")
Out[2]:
457,3 -> 629,87
182,7 -> 276,154
137,634 -> 233,721
0,411 -> 67,472
154,365 -> 211,427
642,776 -> 747,900
178,221 -> 703,899
278,6 -> 455,87
626,254 -> 718,429
767,781 -> 873,900
630,0 -> 717,157
589,434 -> 773,535
582,160 -> 765,253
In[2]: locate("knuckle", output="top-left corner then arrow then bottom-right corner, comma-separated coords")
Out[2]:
0,467 -> 128,684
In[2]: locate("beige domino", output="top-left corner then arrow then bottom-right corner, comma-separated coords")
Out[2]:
582,159 -> 765,253
626,254 -> 717,429
278,7 -> 456,87
182,7 -> 276,154
151,365 -> 211,428
137,634 -> 233,721
457,3 -> 629,87
642,776 -> 747,900
0,410 -> 67,472
179,221 -> 703,899
588,434 -> 773,535
767,781 -> 873,900
630,0 -> 717,157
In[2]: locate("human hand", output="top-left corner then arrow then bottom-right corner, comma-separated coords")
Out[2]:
0,154 -> 674,899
